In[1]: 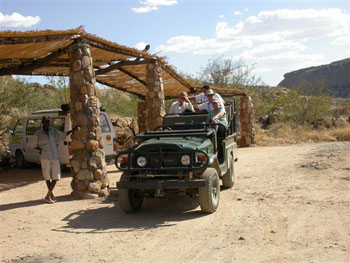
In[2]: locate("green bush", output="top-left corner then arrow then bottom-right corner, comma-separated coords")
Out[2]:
254,86 -> 332,125
97,88 -> 140,117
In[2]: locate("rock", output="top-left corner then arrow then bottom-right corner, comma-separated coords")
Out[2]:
99,188 -> 110,197
82,56 -> 91,68
76,180 -> 88,191
88,180 -> 102,193
86,140 -> 99,151
89,156 -> 101,170
94,169 -> 103,180
70,159 -> 80,173
76,169 -> 94,180
101,175 -> 110,188
278,58 -> 350,98
238,237 -> 245,241
70,140 -> 85,151
82,191 -> 99,199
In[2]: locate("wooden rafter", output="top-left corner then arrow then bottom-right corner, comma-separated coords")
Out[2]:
118,67 -> 146,86
0,34 -> 74,45
0,45 -> 71,76
94,59 -> 149,75
96,78 -> 145,99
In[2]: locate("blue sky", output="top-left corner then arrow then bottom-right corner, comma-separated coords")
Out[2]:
0,0 -> 349,86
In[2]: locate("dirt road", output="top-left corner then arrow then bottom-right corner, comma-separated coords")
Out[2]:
1,142 -> 349,263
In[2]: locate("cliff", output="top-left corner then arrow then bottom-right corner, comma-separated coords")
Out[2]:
278,58 -> 350,97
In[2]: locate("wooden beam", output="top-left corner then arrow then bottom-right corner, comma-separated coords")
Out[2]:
84,38 -> 154,60
0,45 -> 71,76
0,35 -> 74,45
96,78 -> 145,99
116,67 -> 146,86
94,59 -> 149,75
161,64 -> 193,91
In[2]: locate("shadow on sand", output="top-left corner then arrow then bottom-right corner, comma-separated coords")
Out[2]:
53,191 -> 207,233
0,194 -> 74,211
0,166 -> 71,192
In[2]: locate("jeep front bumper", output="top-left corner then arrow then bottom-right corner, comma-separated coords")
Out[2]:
117,179 -> 205,189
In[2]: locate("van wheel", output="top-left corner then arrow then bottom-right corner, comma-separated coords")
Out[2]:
16,151 -> 27,169
222,160 -> 235,188
118,173 -> 144,213
199,168 -> 220,213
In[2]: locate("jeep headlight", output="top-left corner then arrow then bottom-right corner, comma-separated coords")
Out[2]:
181,155 -> 191,166
137,156 -> 147,167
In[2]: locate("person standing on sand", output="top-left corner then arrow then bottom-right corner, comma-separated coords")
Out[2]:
30,116 -> 77,203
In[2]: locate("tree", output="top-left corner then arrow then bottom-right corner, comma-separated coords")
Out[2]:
198,56 -> 263,88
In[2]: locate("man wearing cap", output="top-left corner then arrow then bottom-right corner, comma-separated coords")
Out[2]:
195,88 -> 225,112
190,85 -> 225,110
168,91 -> 194,114
31,116 -> 74,203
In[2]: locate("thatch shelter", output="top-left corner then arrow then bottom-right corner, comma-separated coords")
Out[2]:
0,27 -> 255,198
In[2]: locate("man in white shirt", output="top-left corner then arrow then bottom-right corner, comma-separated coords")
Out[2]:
168,92 -> 194,114
195,88 -> 225,112
31,116 -> 74,203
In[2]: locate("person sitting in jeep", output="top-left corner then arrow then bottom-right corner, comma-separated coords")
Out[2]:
168,92 -> 194,114
194,88 -> 225,113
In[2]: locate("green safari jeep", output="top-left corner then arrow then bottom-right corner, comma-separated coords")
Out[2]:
115,100 -> 238,213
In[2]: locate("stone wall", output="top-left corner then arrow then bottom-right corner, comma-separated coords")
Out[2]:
239,96 -> 256,147
111,117 -> 138,151
68,41 -> 109,199
145,60 -> 166,131
137,102 -> 147,132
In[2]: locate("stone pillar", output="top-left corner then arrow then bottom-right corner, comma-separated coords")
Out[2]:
137,101 -> 147,132
240,96 -> 256,147
145,60 -> 166,131
68,41 -> 109,199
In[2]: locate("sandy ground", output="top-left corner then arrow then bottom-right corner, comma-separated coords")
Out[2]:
0,142 -> 349,263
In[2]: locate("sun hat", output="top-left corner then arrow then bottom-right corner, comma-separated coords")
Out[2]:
207,89 -> 215,95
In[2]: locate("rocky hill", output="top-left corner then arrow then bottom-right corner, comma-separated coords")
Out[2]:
278,58 -> 350,97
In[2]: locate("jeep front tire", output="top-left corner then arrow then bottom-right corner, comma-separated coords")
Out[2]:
199,168 -> 220,213
118,173 -> 144,213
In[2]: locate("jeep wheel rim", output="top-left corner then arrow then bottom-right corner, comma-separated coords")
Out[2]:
212,177 -> 219,201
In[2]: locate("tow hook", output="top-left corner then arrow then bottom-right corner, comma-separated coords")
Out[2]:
156,181 -> 165,197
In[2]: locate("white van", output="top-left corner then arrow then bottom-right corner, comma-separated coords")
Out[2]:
9,107 -> 117,168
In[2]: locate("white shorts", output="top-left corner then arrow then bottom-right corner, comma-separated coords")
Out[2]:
40,159 -> 61,181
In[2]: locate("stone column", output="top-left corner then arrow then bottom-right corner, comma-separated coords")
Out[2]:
68,41 -> 109,199
137,101 -> 147,132
239,96 -> 256,147
145,60 -> 166,131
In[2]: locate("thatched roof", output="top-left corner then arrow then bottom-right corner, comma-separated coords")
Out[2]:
0,26 -> 246,98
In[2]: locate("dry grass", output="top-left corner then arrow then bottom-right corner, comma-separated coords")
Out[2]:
255,122 -> 350,146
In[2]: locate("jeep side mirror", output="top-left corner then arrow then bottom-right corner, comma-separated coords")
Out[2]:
9,130 -> 14,135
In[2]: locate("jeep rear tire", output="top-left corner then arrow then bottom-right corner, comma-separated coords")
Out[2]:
118,173 -> 144,213
222,160 -> 235,188
199,168 -> 220,213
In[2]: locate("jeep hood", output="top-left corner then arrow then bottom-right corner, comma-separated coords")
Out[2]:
135,137 -> 212,151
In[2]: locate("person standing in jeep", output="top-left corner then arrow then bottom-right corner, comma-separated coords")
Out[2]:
31,116 -> 75,203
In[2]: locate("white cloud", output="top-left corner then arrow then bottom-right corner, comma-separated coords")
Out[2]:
216,8 -> 350,41
332,36 -> 350,45
0,12 -> 40,27
219,14 -> 225,18
132,0 -> 178,13
157,8 -> 349,83
156,35 -> 252,55
244,8 -> 249,12
234,11 -> 241,16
